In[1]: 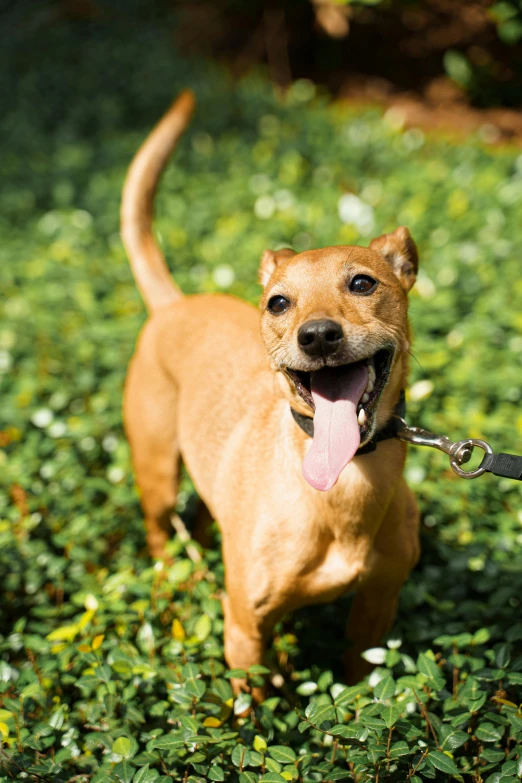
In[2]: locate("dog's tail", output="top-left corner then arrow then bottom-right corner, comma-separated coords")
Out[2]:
120,90 -> 196,312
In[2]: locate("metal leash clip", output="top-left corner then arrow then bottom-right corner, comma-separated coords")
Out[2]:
394,418 -> 494,479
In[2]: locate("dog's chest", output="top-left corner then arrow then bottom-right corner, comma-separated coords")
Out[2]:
249,501 -> 377,616
292,533 -> 374,605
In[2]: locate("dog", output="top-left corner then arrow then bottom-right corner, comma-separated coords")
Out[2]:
121,91 -> 420,691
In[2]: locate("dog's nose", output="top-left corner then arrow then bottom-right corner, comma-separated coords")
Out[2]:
297,319 -> 344,358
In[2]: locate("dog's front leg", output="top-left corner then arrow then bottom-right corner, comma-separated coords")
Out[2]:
344,483 -> 420,684
222,592 -> 269,702
344,582 -> 403,684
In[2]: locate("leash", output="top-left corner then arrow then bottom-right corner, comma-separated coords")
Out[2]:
291,393 -> 522,481
395,418 -> 522,481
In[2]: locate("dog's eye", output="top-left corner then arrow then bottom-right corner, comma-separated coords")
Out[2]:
349,275 -> 378,295
267,295 -> 291,314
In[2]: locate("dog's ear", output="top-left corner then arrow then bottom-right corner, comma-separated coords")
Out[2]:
369,226 -> 418,292
258,248 -> 296,287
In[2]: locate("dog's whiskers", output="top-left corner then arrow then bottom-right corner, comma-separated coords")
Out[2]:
406,348 -> 424,371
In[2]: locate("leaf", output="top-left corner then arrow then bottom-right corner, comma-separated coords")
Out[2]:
151,736 -> 185,751
333,684 -> 367,706
234,692 -> 252,715
113,760 -> 135,783
305,700 -> 318,721
239,774 -> 258,783
267,746 -> 297,764
182,734 -> 212,745
182,663 -> 200,679
180,716 -> 199,732
312,703 -> 336,726
259,775 -> 286,783
172,619 -> 185,641
246,755 -> 262,772
443,50 -> 473,87
506,624 -> 522,643
439,726 -> 469,751
203,717 -> 222,728
232,744 -> 251,769
194,614 -> 212,642
472,628 -> 491,645
77,609 -> 96,630
46,624 -> 78,642
136,622 -> 155,654
374,676 -> 395,700
381,705 -> 401,728
360,715 -> 386,731
480,749 -> 505,763
428,750 -> 461,776
248,665 -> 271,675
474,722 -> 505,743
168,559 -> 193,585
208,766 -> 225,781
329,725 -> 361,741
254,735 -> 267,752
113,736 -> 136,759
225,668 -> 248,679
508,713 -> 522,732
133,765 -> 159,783
495,643 -> 511,668
185,679 -> 206,700
361,647 -> 387,665
0,722 -> 9,738
92,634 -> 104,651
295,681 -> 317,696
417,652 -> 442,682
48,707 -> 65,729
20,682 -> 43,701
212,678 -> 233,702
389,742 -> 412,759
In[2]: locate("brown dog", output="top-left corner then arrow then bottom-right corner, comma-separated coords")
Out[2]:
121,92 -> 420,688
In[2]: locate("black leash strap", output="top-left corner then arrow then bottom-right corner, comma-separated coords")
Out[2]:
481,452 -> 522,481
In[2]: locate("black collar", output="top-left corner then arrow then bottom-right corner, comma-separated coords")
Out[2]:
290,391 -> 406,456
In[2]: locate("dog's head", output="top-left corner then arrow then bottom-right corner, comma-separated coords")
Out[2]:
259,227 -> 418,491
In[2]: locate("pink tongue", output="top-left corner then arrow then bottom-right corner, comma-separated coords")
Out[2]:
302,364 -> 368,491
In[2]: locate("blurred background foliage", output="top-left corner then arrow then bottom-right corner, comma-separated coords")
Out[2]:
170,0 -> 522,108
1,2 -> 522,782
5,0 -> 522,109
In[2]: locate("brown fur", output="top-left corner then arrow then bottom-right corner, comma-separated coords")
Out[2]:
121,92 -> 420,692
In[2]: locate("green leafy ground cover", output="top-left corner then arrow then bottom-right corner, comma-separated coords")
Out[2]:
1,13 -> 522,783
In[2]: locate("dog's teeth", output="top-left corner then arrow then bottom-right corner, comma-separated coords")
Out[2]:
368,365 -> 376,383
362,392 -> 370,403
366,379 -> 374,393
358,408 -> 367,426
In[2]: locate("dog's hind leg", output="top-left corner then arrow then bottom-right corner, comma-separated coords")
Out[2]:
124,329 -> 180,561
